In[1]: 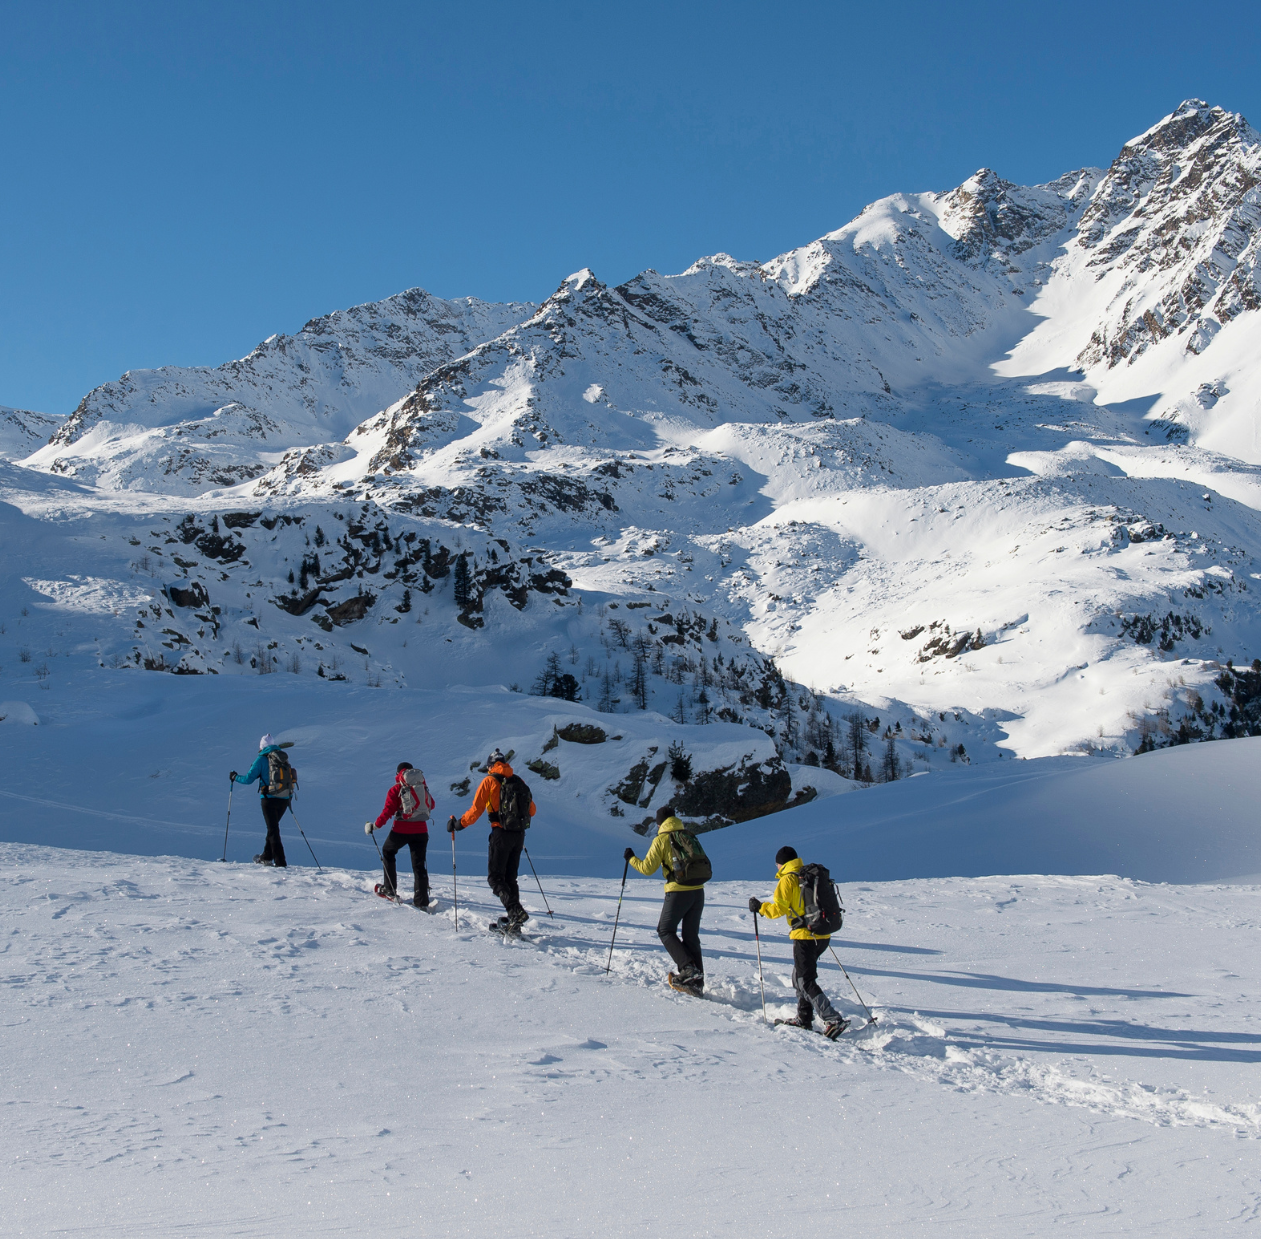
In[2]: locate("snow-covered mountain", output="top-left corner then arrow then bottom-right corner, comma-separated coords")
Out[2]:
23,289 -> 536,493
5,99 -> 1261,806
0,405 -> 64,459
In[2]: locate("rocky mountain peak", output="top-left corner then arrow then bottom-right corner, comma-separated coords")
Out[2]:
937,166 -> 1092,266
1073,100 -> 1261,369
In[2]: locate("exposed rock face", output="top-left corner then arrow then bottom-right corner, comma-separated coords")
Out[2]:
673,754 -> 794,826
1073,101 -> 1261,367
557,723 -> 606,744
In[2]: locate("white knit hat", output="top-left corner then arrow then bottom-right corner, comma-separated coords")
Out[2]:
259,733 -> 275,749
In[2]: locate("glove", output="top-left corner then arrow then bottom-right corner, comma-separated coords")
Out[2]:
447,815 -> 458,834
748,896 -> 762,915
229,770 -> 238,782
364,822 -> 375,835
623,847 -> 635,862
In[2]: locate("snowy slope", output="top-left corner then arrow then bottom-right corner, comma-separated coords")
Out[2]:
4,98 -> 1261,828
0,657 -> 1257,888
3,844 -> 1258,1237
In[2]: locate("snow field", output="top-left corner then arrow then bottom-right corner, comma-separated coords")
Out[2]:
3,844 -> 1258,1236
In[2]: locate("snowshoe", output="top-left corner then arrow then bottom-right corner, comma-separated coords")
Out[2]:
489,919 -> 522,937
507,905 -> 529,928
773,1016 -> 814,1030
667,972 -> 704,997
823,1017 -> 849,1040
253,855 -> 273,866
374,883 -> 399,902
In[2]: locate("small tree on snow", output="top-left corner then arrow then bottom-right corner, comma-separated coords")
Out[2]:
668,740 -> 692,783
532,651 -> 562,696
880,732 -> 901,782
598,667 -> 616,712
696,684 -> 711,724
846,711 -> 869,779
453,554 -> 471,609
630,651 -> 649,710
673,691 -> 687,725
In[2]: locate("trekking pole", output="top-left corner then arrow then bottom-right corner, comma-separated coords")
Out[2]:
448,817 -> 459,931
829,945 -> 877,1025
220,779 -> 234,862
287,803 -> 322,873
752,912 -> 769,1025
365,824 -> 396,897
605,857 -> 630,975
522,846 -> 554,918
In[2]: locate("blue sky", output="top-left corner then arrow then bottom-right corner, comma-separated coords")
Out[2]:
2,0 -> 1259,414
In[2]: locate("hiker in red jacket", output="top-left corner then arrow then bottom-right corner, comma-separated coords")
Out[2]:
366,762 -> 434,907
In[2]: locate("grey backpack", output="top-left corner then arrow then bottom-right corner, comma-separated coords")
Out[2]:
265,749 -> 297,799
397,768 -> 430,821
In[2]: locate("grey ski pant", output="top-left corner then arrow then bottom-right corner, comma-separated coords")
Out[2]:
793,938 -> 839,1024
658,888 -> 704,975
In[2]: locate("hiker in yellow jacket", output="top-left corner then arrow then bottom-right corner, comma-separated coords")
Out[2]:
625,805 -> 707,995
750,846 -> 847,1038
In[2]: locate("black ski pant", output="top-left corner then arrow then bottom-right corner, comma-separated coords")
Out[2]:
260,797 -> 288,867
793,938 -> 839,1024
658,888 -> 704,975
486,828 -> 524,913
382,830 -> 430,905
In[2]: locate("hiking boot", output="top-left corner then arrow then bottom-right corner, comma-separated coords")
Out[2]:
253,855 -> 273,866
507,905 -> 529,928
414,898 -> 430,909
823,1017 -> 849,1040
779,1016 -> 813,1030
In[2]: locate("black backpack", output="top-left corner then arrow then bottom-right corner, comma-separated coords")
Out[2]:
666,830 -> 712,886
494,773 -> 532,832
265,749 -> 298,799
789,863 -> 844,936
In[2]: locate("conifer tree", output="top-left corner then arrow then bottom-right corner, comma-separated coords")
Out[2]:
453,553 -> 471,609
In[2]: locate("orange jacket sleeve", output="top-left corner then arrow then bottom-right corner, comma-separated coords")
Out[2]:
460,775 -> 497,828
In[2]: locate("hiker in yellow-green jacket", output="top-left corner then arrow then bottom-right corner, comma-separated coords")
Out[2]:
624,805 -> 708,995
750,846 -> 847,1039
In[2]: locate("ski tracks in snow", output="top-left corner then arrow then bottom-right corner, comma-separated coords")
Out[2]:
3,845 -> 1260,1237
394,865 -> 1261,1138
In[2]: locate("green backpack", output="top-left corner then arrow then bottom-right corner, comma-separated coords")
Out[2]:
666,829 -> 712,885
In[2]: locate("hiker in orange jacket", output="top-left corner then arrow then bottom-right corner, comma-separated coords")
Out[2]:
450,749 -> 536,929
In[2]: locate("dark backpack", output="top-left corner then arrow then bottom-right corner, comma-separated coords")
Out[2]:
666,829 -> 712,886
265,749 -> 298,799
789,863 -> 844,936
493,773 -> 532,832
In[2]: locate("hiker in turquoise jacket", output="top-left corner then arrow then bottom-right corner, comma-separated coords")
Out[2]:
230,734 -> 290,867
